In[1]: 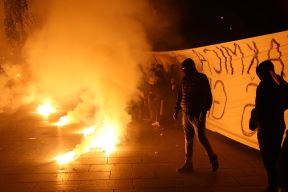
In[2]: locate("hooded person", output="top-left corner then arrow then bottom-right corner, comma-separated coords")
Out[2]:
173,58 -> 218,173
255,60 -> 287,192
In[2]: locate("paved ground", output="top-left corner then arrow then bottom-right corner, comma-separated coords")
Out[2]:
0,109 -> 267,192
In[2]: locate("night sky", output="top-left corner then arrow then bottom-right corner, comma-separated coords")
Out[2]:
148,0 -> 288,51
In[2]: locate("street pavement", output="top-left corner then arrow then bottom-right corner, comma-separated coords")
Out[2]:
0,109 -> 267,192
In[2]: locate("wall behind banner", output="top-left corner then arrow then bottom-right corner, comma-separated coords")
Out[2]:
152,30 -> 288,149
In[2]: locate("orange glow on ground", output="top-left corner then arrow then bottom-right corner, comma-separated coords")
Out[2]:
55,151 -> 77,165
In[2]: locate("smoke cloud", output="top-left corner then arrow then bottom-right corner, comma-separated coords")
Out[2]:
23,0 -> 152,139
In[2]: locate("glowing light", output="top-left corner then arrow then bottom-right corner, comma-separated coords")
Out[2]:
55,119 -> 120,165
16,73 -> 21,78
90,121 -> 118,156
36,102 -> 56,117
55,116 -> 71,126
55,151 -> 77,165
79,121 -> 119,156
80,126 -> 96,138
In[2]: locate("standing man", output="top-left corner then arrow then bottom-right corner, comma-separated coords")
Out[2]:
255,60 -> 287,192
173,58 -> 218,173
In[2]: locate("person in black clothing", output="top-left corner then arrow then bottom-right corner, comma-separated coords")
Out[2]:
168,77 -> 180,128
255,60 -> 287,192
173,58 -> 218,173
155,64 -> 170,128
278,130 -> 288,192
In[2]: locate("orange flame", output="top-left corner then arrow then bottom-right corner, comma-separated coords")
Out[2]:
55,115 -> 71,126
55,119 -> 119,165
55,151 -> 77,165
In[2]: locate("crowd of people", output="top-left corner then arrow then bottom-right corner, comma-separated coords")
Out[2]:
128,58 -> 287,192
129,59 -> 219,173
129,62 -> 181,130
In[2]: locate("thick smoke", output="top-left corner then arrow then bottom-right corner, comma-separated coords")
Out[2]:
24,0 -> 152,135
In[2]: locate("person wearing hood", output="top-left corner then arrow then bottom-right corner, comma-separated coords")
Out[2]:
255,60 -> 287,192
173,58 -> 218,173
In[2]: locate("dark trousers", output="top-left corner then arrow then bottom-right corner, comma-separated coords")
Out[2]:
278,131 -> 288,190
182,111 -> 215,164
257,125 -> 285,188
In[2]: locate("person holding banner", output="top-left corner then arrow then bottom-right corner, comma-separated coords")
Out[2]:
255,60 -> 287,192
173,58 -> 218,173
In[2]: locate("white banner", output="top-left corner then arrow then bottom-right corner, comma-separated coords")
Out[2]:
152,30 -> 288,149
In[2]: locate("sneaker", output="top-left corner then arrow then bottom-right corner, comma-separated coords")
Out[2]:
177,163 -> 193,173
151,121 -> 160,127
210,154 -> 219,172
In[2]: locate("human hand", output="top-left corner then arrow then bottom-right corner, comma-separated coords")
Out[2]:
199,111 -> 205,121
173,112 -> 178,120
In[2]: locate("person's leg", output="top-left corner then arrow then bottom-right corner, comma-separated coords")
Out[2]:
184,114 -> 195,165
278,131 -> 288,191
177,113 -> 194,173
147,96 -> 153,122
258,130 -> 283,191
193,111 -> 218,172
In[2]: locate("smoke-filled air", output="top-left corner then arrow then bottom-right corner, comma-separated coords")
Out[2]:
1,0 -> 153,163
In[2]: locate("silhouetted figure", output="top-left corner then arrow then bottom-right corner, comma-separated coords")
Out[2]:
170,77 -> 179,100
128,64 -> 147,123
167,64 -> 181,128
278,130 -> 288,192
255,60 -> 287,192
168,77 -> 180,128
168,63 -> 181,86
147,68 -> 161,128
155,64 -> 170,128
173,58 -> 218,173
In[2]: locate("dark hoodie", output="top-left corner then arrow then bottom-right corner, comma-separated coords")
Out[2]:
255,60 -> 286,130
175,60 -> 212,115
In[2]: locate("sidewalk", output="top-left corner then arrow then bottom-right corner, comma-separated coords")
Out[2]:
0,112 -> 267,192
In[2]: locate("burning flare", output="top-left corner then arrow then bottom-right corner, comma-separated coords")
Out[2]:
55,115 -> 71,126
55,151 -> 77,165
36,102 -> 56,117
55,119 -> 120,165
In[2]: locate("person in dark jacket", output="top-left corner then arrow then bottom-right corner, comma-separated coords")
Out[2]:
255,60 -> 287,192
173,58 -> 218,173
278,130 -> 288,192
